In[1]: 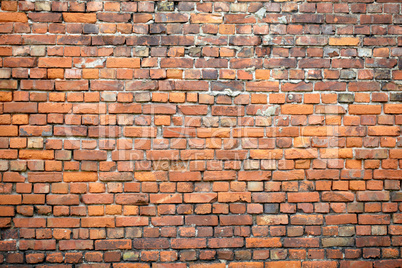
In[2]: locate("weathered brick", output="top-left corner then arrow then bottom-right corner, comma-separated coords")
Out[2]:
329,37 -> 360,46
63,13 -> 97,23
106,58 -> 141,68
95,240 -> 132,250
171,238 -> 207,249
322,238 -> 355,248
256,215 -> 288,225
246,238 -> 282,248
283,238 -> 320,248
0,12 -> 28,22
191,14 -> 223,24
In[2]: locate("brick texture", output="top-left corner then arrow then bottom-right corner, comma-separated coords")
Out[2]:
0,0 -> 402,266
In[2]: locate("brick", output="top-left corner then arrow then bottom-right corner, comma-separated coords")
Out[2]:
267,262 -> 301,268
172,238 -> 206,249
283,238 -> 320,248
98,12 -> 131,22
252,193 -> 286,203
170,171 -> 201,182
349,105 -> 382,115
359,215 -> 390,225
322,191 -> 355,202
185,193 -> 218,203
246,238 -> 282,248
220,215 -> 253,226
290,215 -> 323,225
56,80 -> 88,91
0,126 -> 18,136
63,171 -> 97,182
0,2 -> 400,262
106,58 -> 141,68
150,194 -> 182,204
326,214 -> 357,225
0,12 -> 28,22
256,215 -> 288,225
63,13 -> 97,23
81,217 -> 115,228
356,237 -> 390,247
322,238 -> 354,247
59,240 -> 93,250
116,217 -> 148,227
95,240 -> 132,250
329,37 -> 360,46
152,216 -> 183,226
285,149 -> 318,159
357,191 -> 390,201
0,195 -> 21,205
288,192 -> 319,203
238,171 -> 272,181
191,14 -> 223,24
128,239 -> 163,251
14,218 -> 46,228
374,170 -> 402,180
47,218 -> 80,228
114,264 -> 150,268
4,57 -> 36,68
204,171 -> 236,181
385,104 -> 402,114
156,13 -> 189,23
19,150 -> 54,160
246,81 -> 279,92
116,194 -> 148,205
186,215 -> 218,226
135,172 -> 168,182
209,238 -> 244,248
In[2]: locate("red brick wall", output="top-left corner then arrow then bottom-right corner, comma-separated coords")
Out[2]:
0,0 -> 402,266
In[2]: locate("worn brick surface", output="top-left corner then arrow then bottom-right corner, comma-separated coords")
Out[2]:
0,0 -> 401,266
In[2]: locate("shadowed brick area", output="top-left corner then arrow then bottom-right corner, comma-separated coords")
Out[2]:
0,0 -> 402,266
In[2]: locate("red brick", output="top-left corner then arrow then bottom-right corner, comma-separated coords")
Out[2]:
14,218 -> 46,228
185,216 -> 219,226
116,217 -> 149,227
95,239 -> 132,250
38,57 -> 72,68
63,13 -> 97,23
357,191 -> 390,201
288,193 -> 319,203
284,238 -> 320,248
106,58 -> 140,68
151,216 -> 183,226
252,193 -> 286,203
209,238 -> 244,248
59,240 -> 93,250
185,193 -> 218,203
170,171 -> 202,182
256,215 -> 288,225
115,194 -> 148,205
325,214 -> 357,225
63,172 -> 97,182
220,215 -> 253,226
0,12 -> 28,22
171,238 -> 207,249
290,215 -> 323,225
150,194 -> 182,204
46,194 -> 79,205
81,217 -> 115,228
267,262 -> 301,268
191,14 -> 222,24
